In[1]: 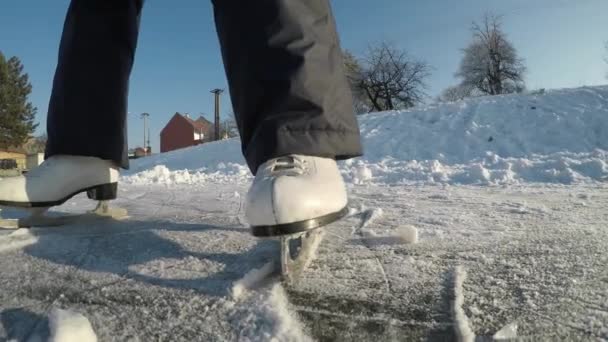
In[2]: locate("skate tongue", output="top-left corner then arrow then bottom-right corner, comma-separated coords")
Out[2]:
272,156 -> 305,175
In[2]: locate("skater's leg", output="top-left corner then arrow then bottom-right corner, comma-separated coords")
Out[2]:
0,0 -> 143,207
211,0 -> 362,235
45,0 -> 144,170
211,0 -> 363,174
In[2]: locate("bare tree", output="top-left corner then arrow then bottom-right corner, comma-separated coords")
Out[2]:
350,42 -> 431,112
220,111 -> 238,139
342,49 -> 372,114
456,13 -> 526,95
25,134 -> 47,154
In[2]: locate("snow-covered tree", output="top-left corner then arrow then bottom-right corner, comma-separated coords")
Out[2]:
437,84 -> 474,102
348,42 -> 431,112
456,13 -> 526,96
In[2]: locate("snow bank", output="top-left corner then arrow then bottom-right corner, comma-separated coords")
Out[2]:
127,138 -> 246,174
121,163 -> 250,185
49,308 -> 97,342
359,86 -> 608,164
123,85 -> 608,185
340,149 -> 607,185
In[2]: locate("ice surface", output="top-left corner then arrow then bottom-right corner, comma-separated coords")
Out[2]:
0,181 -> 606,340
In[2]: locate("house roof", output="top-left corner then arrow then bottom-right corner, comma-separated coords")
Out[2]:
184,115 -> 213,132
160,112 -> 214,136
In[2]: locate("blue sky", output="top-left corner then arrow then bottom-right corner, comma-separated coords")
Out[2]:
1,0 -> 607,153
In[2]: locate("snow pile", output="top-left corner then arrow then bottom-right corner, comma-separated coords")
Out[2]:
128,138 -> 246,174
493,322 -> 518,340
354,207 -> 419,245
394,225 -> 418,244
121,138 -> 250,185
121,163 -> 250,185
341,149 -> 607,185
123,85 -> 608,185
49,308 -> 98,342
352,162 -> 373,184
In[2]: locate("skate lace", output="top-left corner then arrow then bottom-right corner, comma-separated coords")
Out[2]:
271,156 -> 309,176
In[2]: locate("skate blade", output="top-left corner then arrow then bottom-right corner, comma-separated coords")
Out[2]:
280,228 -> 325,283
0,201 -> 128,229
251,206 -> 349,237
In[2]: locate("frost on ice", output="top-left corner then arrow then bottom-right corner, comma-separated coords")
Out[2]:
452,266 -> 475,342
0,228 -> 38,254
230,283 -> 313,342
232,262 -> 276,300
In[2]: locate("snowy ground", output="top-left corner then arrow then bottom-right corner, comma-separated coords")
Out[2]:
1,85 -> 607,341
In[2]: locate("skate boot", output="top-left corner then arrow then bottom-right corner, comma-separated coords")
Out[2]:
0,155 -> 119,208
245,155 -> 349,237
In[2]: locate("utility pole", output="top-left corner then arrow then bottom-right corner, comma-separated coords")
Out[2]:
141,112 -> 150,155
210,89 -> 224,141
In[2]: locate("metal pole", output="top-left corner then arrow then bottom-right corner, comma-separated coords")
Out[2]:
210,89 -> 224,141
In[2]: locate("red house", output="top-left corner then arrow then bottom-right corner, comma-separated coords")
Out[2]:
160,113 -> 214,153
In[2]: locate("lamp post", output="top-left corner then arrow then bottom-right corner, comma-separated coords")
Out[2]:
141,112 -> 150,155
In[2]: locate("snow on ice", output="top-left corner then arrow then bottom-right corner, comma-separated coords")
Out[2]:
394,225 -> 418,244
232,262 -> 276,300
452,266 -> 475,342
0,228 -> 38,254
493,322 -> 518,340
